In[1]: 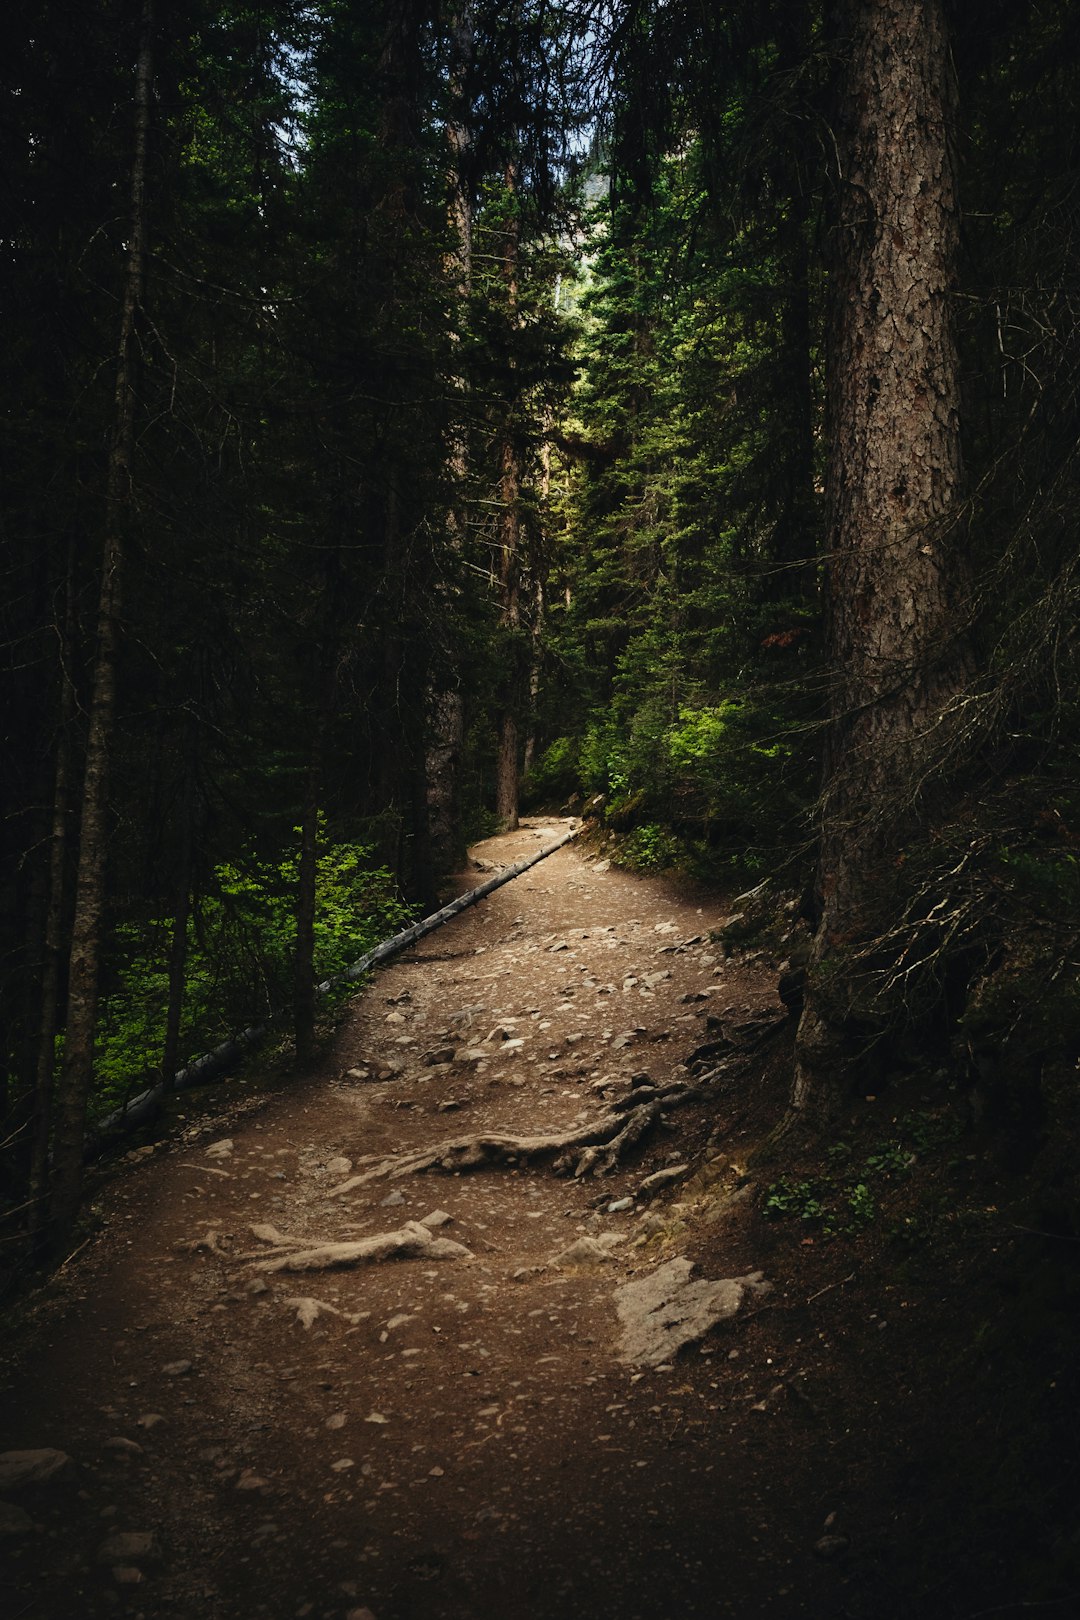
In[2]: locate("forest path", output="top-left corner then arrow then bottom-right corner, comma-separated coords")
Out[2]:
1,822 -> 856,1620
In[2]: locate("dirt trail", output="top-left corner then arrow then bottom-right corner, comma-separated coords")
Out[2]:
1,821 -> 871,1620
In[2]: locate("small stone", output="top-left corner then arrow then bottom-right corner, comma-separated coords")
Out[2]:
111,1565 -> 146,1586
247,1278 -> 269,1296
96,1530 -> 162,1565
364,1412 -> 390,1424
345,1609 -> 378,1620
236,1471 -> 269,1491
135,1414 -> 166,1430
204,1138 -> 234,1159
327,1157 -> 352,1176
428,1466 -> 444,1477
0,1449 -> 74,1492
380,1189 -> 406,1208
638,1165 -> 688,1196
103,1437 -> 143,1455
437,1100 -> 461,1113
162,1359 -> 193,1377
814,1534 -> 851,1560
325,1413 -> 347,1431
0,1500 -> 34,1537
607,1198 -> 633,1213
419,1210 -> 452,1228
552,1237 -> 616,1269
330,1458 -> 354,1472
424,1047 -> 456,1066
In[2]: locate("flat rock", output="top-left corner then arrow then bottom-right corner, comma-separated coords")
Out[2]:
552,1237 -> 617,1269
96,1530 -> 162,1565
419,1210 -> 453,1228
204,1138 -> 234,1159
638,1164 -> 688,1197
0,1449 -> 74,1492
0,1500 -> 35,1536
614,1258 -> 771,1366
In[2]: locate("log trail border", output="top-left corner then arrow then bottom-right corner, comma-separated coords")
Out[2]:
88,822 -> 579,1152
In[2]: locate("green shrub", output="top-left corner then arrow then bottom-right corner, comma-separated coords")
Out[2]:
92,831 -> 412,1111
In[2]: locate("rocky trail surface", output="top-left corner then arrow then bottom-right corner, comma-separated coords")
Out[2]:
1,822 -> 944,1620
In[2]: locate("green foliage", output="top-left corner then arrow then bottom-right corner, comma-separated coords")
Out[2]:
763,1110 -> 959,1238
93,834 -> 411,1111
522,735 -> 580,803
610,822 -> 682,873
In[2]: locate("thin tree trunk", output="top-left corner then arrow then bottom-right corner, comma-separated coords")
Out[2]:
791,0 -> 969,1117
28,553 -> 78,1245
293,720 -> 323,1066
49,0 -> 154,1248
425,3 -> 474,875
160,719 -> 198,1095
522,574 -> 544,779
495,436 -> 522,830
494,161 -> 523,831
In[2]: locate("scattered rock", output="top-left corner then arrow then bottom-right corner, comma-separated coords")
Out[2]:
326,1156 -> 353,1177
0,1500 -> 35,1537
814,1534 -> 851,1560
325,1413 -> 347,1431
136,1414 -> 166,1430
111,1565 -> 146,1586
103,1436 -> 143,1455
607,1198 -> 634,1213
638,1165 -> 688,1197
236,1470 -> 269,1491
615,1258 -> 771,1366
0,1449 -> 74,1492
424,1046 -> 456,1066
204,1138 -> 234,1159
380,1189 -> 406,1207
162,1360 -> 193,1378
96,1530 -> 162,1565
419,1209 -> 453,1228
552,1237 -> 617,1269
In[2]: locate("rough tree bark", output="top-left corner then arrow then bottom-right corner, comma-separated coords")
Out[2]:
48,0 -> 155,1248
494,162 -> 524,831
28,551 -> 78,1245
425,3 -> 474,875
791,0 -> 970,1118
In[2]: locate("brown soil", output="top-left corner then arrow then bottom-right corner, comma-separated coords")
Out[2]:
1,821 -> 1075,1620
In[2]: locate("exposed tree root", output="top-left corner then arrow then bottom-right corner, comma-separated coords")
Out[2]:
326,1086 -> 718,1192
243,1220 -> 472,1273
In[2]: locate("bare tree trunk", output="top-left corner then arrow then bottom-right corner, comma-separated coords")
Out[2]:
791,0 -> 969,1118
495,440 -> 522,830
494,162 -> 524,831
425,3 -> 474,875
49,0 -> 154,1248
28,553 -> 78,1246
160,717 -> 198,1095
293,720 -> 323,1067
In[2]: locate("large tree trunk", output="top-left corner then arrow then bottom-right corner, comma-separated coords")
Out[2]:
791,0 -> 969,1117
494,164 -> 523,831
49,0 -> 154,1248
